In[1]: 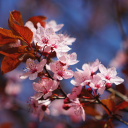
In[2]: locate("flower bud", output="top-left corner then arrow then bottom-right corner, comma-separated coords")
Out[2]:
106,83 -> 111,89
87,87 -> 92,93
63,104 -> 71,110
64,97 -> 71,104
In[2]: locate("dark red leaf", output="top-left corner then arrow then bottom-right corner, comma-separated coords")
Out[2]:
8,10 -> 23,30
27,16 -> 47,28
115,101 -> 128,112
0,28 -> 23,41
12,23 -> 33,47
101,99 -> 115,115
84,106 -> 100,116
0,46 -> 33,56
0,34 -> 17,46
1,55 -> 22,75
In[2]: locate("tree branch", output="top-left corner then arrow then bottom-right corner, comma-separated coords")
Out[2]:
107,88 -> 128,101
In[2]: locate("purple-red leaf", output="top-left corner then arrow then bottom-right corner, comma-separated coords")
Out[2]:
115,101 -> 128,112
101,99 -> 115,115
27,16 -> 46,28
1,55 -> 21,75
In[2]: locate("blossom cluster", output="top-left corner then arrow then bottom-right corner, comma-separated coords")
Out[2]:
17,20 -> 124,121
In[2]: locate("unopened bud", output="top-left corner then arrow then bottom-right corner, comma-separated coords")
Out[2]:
64,97 -> 71,104
106,83 -> 111,89
63,104 -> 71,110
87,87 -> 92,93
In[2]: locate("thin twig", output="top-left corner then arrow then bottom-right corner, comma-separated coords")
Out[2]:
96,97 -> 128,126
107,88 -> 128,101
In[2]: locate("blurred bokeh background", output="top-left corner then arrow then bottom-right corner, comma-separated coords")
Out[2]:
0,0 -> 128,128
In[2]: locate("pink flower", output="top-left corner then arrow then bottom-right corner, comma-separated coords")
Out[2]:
58,34 -> 76,46
68,85 -> 82,100
33,78 -> 59,99
109,50 -> 127,68
34,23 -> 60,48
34,23 -> 71,55
50,61 -> 73,80
98,64 -> 124,85
5,80 -> 22,96
57,52 -> 79,66
70,99 -> 85,121
89,75 -> 105,94
30,98 -> 51,122
30,98 -> 38,115
38,99 -> 51,122
20,58 -> 46,80
71,67 -> 91,86
82,59 -> 100,75
46,20 -> 64,32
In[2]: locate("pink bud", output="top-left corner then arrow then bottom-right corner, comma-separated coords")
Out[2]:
105,83 -> 111,89
87,87 -> 92,93
63,104 -> 71,110
64,97 -> 71,104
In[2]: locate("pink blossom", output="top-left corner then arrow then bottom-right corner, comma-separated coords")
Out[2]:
33,78 -> 59,99
68,85 -> 82,100
50,61 -> 73,80
34,23 -> 59,48
82,59 -> 100,75
46,20 -> 64,32
58,34 -> 76,46
5,80 -> 22,96
98,64 -> 124,85
20,58 -> 46,80
89,75 -> 105,94
70,99 -> 85,121
109,50 -> 127,68
71,67 -> 91,86
30,98 -> 38,115
50,99 -> 83,122
57,52 -> 79,66
38,99 -> 51,122
34,23 -> 71,55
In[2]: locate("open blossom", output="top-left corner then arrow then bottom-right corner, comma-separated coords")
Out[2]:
89,75 -> 105,94
30,98 -> 51,122
71,60 -> 100,86
5,80 -> 22,96
38,99 -> 51,122
68,85 -> 82,100
71,67 -> 91,86
33,78 -> 59,99
34,23 -> 59,48
57,52 -> 79,66
30,98 -> 38,115
82,59 -> 100,76
34,23 -> 71,55
58,34 -> 76,46
68,99 -> 85,121
46,20 -> 64,32
98,64 -> 124,85
50,60 -> 73,80
20,58 -> 46,80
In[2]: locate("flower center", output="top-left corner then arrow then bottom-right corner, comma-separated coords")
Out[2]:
105,76 -> 110,80
31,68 -> 37,73
95,84 -> 100,88
42,38 -> 48,44
57,71 -> 63,77
41,105 -> 47,111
